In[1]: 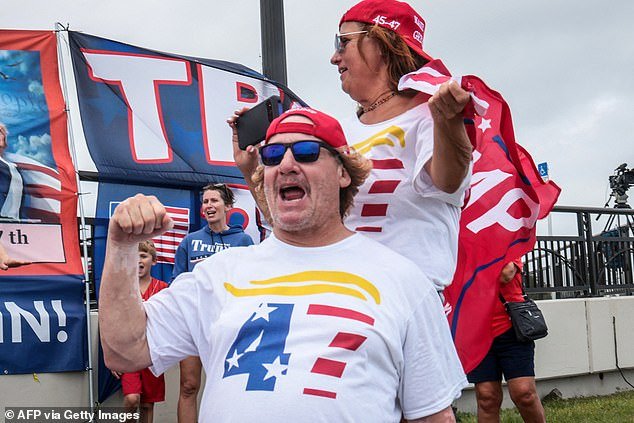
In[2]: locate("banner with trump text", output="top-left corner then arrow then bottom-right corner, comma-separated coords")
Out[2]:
400,62 -> 561,373
0,30 -> 86,374
68,31 -> 303,186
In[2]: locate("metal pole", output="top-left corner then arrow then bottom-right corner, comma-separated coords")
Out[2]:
55,24 -> 95,413
583,212 -> 598,296
260,0 -> 288,85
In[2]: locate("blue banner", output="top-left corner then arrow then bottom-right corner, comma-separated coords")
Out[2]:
0,275 -> 87,374
69,31 -> 304,187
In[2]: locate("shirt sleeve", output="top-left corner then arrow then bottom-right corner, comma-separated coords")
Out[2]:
144,272 -> 201,375
411,115 -> 472,207
399,289 -> 468,419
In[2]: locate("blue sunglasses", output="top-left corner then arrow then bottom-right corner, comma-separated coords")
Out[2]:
259,140 -> 339,166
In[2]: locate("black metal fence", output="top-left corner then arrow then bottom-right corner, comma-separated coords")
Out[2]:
523,206 -> 634,297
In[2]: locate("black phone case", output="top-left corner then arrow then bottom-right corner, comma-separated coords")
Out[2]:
236,95 -> 284,150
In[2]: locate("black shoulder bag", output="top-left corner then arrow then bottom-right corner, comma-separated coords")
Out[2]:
499,285 -> 548,342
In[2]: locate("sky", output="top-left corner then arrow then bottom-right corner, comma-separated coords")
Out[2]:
3,0 -> 634,235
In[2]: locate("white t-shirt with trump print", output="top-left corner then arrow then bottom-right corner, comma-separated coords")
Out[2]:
342,103 -> 471,291
144,233 -> 466,422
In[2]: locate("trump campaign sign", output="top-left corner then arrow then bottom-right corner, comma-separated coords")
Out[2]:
0,30 -> 86,374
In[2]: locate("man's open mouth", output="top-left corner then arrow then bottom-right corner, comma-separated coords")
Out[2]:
280,185 -> 306,201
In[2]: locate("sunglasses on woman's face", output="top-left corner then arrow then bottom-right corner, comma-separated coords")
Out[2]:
334,30 -> 368,53
259,140 -> 339,166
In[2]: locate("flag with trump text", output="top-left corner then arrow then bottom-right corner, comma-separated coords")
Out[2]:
400,61 -> 560,373
68,31 -> 304,187
0,30 -> 86,374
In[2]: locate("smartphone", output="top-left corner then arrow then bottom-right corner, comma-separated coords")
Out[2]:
236,95 -> 285,150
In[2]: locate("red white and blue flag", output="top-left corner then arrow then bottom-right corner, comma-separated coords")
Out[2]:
153,206 -> 190,264
4,152 -> 63,222
400,61 -> 560,373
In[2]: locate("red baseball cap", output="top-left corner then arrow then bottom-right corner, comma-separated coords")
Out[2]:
339,0 -> 433,61
265,107 -> 348,149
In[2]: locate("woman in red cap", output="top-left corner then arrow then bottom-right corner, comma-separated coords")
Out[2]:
229,0 -> 471,296
331,0 -> 472,294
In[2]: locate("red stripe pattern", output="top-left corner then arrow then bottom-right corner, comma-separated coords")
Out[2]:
355,226 -> 382,233
303,388 -> 337,399
311,358 -> 346,378
304,305 -> 373,399
329,332 -> 367,351
360,204 -> 388,217
354,160 -> 404,232
307,304 -> 375,325
371,158 -> 404,169
6,153 -> 63,222
368,180 -> 400,194
153,206 -> 189,263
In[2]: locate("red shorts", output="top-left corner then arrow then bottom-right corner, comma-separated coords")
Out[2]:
121,368 -> 165,403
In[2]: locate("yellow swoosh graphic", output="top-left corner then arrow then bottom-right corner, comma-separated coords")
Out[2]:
351,126 -> 405,155
224,270 -> 380,304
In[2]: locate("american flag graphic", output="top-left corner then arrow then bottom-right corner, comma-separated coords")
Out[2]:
153,206 -> 190,264
107,202 -> 190,264
222,302 -> 372,399
6,152 -> 63,223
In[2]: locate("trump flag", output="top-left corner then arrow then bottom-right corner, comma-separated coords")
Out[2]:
400,63 -> 560,373
68,31 -> 303,187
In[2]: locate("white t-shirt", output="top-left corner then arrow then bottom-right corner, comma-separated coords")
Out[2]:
144,233 -> 466,422
342,103 -> 471,290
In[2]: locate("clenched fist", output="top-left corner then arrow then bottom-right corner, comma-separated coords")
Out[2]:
108,194 -> 174,245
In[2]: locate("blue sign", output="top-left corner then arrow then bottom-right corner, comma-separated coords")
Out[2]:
537,162 -> 549,178
0,276 -> 87,374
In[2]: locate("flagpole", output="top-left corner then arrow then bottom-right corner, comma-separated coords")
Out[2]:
260,0 -> 287,84
55,23 -> 95,414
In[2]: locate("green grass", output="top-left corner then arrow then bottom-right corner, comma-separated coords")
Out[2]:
456,389 -> 634,422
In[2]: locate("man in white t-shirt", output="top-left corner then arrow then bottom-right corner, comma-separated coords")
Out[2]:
100,107 -> 467,422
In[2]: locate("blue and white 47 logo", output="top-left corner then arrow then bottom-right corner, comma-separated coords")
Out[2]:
222,303 -> 293,391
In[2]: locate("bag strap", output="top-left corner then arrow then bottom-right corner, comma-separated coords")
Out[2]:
518,276 -> 530,301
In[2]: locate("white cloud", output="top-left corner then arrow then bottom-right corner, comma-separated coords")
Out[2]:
28,80 -> 44,96
14,133 -> 52,165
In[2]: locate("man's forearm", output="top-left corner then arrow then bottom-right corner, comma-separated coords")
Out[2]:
99,240 -> 152,372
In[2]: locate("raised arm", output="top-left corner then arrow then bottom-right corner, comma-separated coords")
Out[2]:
99,194 -> 173,372
227,108 -> 272,222
426,80 -> 473,194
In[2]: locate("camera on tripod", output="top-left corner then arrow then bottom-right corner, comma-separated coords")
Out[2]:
608,163 -> 634,208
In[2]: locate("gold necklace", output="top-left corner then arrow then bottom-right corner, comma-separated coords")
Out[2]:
362,92 -> 397,114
